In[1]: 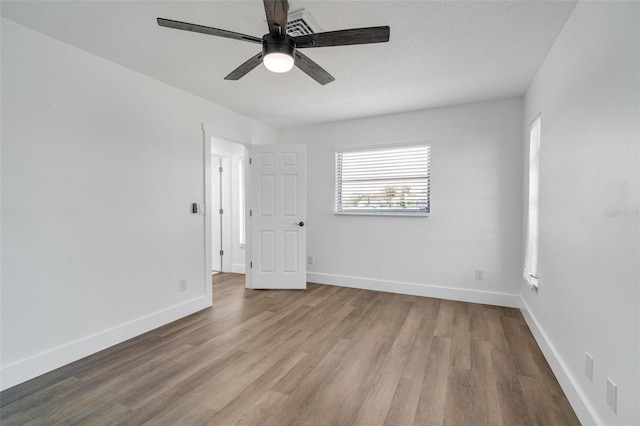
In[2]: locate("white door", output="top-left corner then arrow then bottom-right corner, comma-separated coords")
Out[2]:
211,155 -> 223,272
249,145 -> 306,289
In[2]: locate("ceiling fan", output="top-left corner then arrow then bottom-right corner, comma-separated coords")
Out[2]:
157,0 -> 390,85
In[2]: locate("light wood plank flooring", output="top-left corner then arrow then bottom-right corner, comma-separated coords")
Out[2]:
0,273 -> 580,425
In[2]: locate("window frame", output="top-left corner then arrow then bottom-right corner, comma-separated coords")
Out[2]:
238,157 -> 246,247
334,143 -> 431,217
524,115 -> 541,290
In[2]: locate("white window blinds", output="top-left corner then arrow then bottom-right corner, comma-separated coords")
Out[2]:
524,116 -> 541,289
335,145 -> 430,214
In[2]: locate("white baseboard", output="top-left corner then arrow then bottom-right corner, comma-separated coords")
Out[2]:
0,296 -> 211,391
306,272 -> 520,308
231,263 -> 246,274
519,297 -> 600,425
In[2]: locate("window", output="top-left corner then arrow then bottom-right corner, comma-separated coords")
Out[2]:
524,115 -> 541,289
238,158 -> 246,247
335,144 -> 430,215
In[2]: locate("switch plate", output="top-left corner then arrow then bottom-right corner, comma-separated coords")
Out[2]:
585,352 -> 593,382
307,255 -> 314,265
475,269 -> 484,280
179,279 -> 187,292
606,377 -> 617,414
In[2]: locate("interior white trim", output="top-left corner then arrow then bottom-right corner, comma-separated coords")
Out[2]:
519,296 -> 600,426
307,272 -> 520,308
0,296 -> 211,391
203,124 -> 213,305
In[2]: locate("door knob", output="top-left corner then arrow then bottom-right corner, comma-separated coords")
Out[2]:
294,221 -> 305,227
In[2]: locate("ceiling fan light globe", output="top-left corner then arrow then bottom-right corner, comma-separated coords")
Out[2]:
264,52 -> 295,73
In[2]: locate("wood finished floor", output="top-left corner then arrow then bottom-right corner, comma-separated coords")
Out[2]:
1,273 -> 580,426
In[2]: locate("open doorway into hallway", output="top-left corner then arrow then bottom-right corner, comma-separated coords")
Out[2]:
211,137 -> 247,276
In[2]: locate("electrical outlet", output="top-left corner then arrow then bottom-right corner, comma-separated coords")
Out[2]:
606,377 -> 617,414
585,352 -> 593,382
307,255 -> 314,265
475,269 -> 484,280
179,279 -> 187,292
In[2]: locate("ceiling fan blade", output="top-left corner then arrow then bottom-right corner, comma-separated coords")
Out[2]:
263,0 -> 289,36
157,18 -> 262,44
294,51 -> 335,85
224,52 -> 264,81
294,26 -> 390,48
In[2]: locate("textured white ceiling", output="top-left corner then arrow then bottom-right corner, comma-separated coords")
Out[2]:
1,0 -> 577,128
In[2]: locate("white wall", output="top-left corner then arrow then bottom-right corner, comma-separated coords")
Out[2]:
521,2 -> 639,425
0,18 -> 276,390
280,97 -> 524,306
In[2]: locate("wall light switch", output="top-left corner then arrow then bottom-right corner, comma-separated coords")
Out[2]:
475,269 -> 484,280
585,352 -> 594,382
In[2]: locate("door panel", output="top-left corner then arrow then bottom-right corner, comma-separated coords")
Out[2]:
283,175 -> 298,217
283,230 -> 299,273
250,145 -> 306,289
259,175 -> 275,216
260,231 -> 276,273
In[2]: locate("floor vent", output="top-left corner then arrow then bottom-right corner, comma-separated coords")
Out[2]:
287,9 -> 318,36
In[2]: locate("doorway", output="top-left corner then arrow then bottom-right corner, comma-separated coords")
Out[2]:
211,137 -> 247,275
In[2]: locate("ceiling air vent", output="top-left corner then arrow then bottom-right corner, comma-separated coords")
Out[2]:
286,9 -> 319,36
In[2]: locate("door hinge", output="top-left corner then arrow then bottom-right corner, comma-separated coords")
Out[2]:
220,250 -> 224,256
219,208 -> 224,215
250,261 -> 253,268
249,210 -> 253,217
219,166 -> 223,173
249,158 -> 252,165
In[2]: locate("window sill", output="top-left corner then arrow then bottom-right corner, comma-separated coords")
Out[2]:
334,212 -> 429,218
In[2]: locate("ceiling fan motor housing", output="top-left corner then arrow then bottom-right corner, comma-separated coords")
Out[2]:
262,34 -> 296,59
